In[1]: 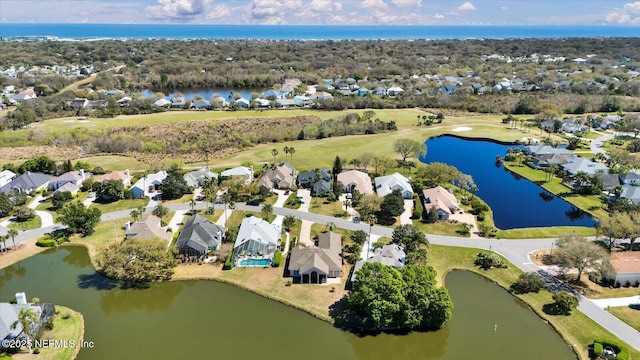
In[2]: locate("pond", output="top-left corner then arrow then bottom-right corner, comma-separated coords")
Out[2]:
421,135 -> 596,229
141,88 -> 266,101
0,247 -> 575,360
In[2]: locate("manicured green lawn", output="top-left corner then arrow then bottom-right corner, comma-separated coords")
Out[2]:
91,198 -> 149,214
283,191 -> 302,209
496,226 -> 596,239
308,199 -> 349,218
70,218 -> 129,248
161,194 -> 194,205
607,306 -> 640,331
503,161 -> 608,220
427,244 -> 640,360
35,305 -> 84,360
201,210 -> 224,224
413,219 -> 469,237
8,215 -> 42,231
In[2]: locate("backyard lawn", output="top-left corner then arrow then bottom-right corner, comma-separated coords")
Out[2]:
91,198 -> 149,214
33,305 -> 84,360
8,216 -> 42,231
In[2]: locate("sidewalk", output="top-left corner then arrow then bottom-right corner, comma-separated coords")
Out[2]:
590,295 -> 640,309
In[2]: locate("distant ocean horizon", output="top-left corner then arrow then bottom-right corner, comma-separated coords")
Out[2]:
0,23 -> 638,40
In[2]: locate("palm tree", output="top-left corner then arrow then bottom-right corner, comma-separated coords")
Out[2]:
137,206 -> 146,217
271,148 -> 279,166
0,235 -> 6,253
363,214 -> 377,258
12,307 -> 38,353
129,209 -> 141,222
283,146 -> 290,163
313,169 -> 322,204
289,147 -> 296,175
189,198 -> 197,214
7,228 -> 18,250
261,203 -> 273,221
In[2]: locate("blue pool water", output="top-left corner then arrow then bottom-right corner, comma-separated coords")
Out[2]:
240,258 -> 272,267
421,135 -> 595,229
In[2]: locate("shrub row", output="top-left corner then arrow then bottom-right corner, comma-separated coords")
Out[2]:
273,251 -> 282,267
222,252 -> 233,270
592,337 -> 629,360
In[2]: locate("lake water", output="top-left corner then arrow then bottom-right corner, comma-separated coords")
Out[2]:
421,135 -> 595,229
141,88 -> 266,101
0,247 -> 575,360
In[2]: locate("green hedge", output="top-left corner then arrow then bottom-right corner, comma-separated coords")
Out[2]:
273,251 -> 282,267
593,342 -> 603,357
222,252 -> 233,270
36,236 -> 56,247
593,338 -> 629,360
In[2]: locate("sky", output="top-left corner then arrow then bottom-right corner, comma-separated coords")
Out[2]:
1,0 -> 640,25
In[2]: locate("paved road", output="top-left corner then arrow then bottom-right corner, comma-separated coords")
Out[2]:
7,202 -> 640,351
590,133 -> 613,155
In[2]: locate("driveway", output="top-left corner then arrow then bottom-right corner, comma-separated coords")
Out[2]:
272,190 -> 289,208
400,200 -> 413,225
448,211 -> 480,238
590,133 -> 613,156
591,295 -> 640,309
27,195 -> 54,228
297,189 -> 311,212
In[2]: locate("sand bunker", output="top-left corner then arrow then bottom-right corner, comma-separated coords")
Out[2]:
452,126 -> 472,132
78,120 -> 90,123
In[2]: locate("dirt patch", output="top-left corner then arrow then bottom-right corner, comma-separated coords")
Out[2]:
0,240 -> 48,270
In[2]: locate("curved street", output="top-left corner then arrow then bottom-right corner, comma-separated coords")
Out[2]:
5,201 -> 640,351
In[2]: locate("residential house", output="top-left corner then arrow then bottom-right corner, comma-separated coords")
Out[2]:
125,215 -> 170,242
309,92 -> 333,101
210,96 -> 228,109
93,170 -> 131,187
422,186 -> 460,220
261,89 -> 284,99
298,169 -> 331,195
0,172 -> 50,194
192,99 -> 210,110
287,231 -> 342,284
175,214 -> 225,257
351,244 -> 406,282
153,98 -> 171,108
561,157 -> 609,176
601,173 -> 621,191
525,145 -> 573,156
170,96 -> 185,108
337,169 -> 373,195
0,170 -> 16,187
50,170 -> 89,192
220,166 -> 253,184
258,164 -> 296,190
374,172 -> 413,198
1,293 -> 55,348
386,86 -> 404,96
254,98 -> 271,108
234,98 -> 250,108
606,251 -> 640,286
373,87 -> 387,96
621,185 -> 640,205
297,169 -> 330,188
183,168 -> 217,188
620,173 -> 640,185
130,170 -> 167,198
66,98 -> 89,109
8,93 -> 36,103
232,216 -> 280,267
275,99 -> 296,108
293,95 -> 311,107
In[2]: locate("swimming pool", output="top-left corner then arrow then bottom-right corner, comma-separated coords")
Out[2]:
239,258 -> 271,267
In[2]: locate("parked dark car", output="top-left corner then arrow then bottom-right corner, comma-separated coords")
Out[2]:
246,200 -> 260,206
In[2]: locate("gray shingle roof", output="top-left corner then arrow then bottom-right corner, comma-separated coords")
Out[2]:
176,215 -> 225,256
0,172 -> 50,194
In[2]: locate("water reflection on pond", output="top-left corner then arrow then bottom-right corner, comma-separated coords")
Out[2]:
421,135 -> 595,229
0,247 -> 575,360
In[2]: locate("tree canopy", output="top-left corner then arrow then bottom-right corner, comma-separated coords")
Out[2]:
414,162 -> 461,188
554,234 -> 610,282
377,189 -> 406,225
160,172 -> 192,200
58,201 -> 102,236
392,138 -> 427,162
391,224 -> 429,253
347,263 -> 452,330
95,238 -> 178,284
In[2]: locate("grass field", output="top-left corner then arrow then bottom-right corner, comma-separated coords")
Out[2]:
78,155 -> 145,172
91,198 -> 149,214
8,216 -> 42,231
31,306 -> 84,360
308,199 -> 349,218
413,219 -> 468,237
607,306 -> 640,331
496,226 -> 597,239
427,244 -> 640,360
70,218 -> 128,251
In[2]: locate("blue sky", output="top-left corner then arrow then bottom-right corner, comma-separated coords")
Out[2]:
1,0 -> 640,25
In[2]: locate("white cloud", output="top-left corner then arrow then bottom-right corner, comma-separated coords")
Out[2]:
606,1 -> 640,24
500,6 -> 509,11
205,4 -> 231,19
146,0 -> 211,20
434,13 -> 444,19
282,0 -> 303,10
309,0 -> 342,12
458,2 -> 476,11
251,0 -> 281,19
391,0 -> 421,6
361,0 -> 388,10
